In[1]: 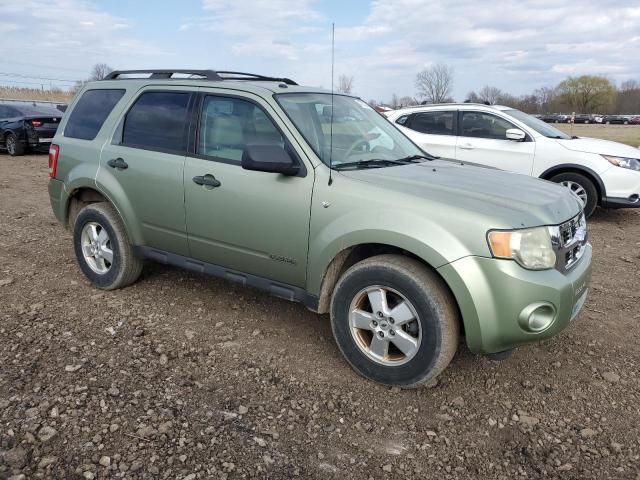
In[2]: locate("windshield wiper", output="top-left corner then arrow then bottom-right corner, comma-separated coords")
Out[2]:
546,135 -> 567,139
394,154 -> 435,162
333,159 -> 408,170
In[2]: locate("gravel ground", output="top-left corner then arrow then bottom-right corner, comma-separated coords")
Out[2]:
1,153 -> 639,480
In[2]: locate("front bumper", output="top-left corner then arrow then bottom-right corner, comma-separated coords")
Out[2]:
438,244 -> 592,354
600,166 -> 640,208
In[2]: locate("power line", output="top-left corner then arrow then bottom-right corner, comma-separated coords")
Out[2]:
2,59 -> 88,75
0,78 -> 71,89
0,71 -> 78,83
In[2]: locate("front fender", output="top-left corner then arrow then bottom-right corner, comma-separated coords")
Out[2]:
306,207 -> 479,296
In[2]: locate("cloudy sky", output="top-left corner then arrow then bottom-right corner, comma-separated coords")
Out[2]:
2,0 -> 640,102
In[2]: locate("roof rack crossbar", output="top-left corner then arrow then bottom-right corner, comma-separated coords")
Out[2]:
104,69 -> 222,80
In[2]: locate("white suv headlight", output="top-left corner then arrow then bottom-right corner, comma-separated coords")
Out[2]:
602,155 -> 640,171
487,227 -> 556,270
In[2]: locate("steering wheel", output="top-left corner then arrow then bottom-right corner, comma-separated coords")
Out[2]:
343,139 -> 371,159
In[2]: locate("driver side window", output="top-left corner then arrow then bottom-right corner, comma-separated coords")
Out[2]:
198,96 -> 284,164
460,112 -> 516,140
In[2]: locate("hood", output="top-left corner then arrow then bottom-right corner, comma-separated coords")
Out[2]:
339,159 -> 582,228
556,137 -> 640,157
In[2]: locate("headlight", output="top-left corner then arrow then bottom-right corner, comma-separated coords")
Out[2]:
487,227 -> 556,270
602,155 -> 640,171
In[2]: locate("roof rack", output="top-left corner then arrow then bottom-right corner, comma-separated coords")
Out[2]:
103,69 -> 298,85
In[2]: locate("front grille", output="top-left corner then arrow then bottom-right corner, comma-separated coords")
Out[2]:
552,213 -> 588,272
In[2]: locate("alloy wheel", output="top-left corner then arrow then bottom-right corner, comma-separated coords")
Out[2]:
6,136 -> 15,155
80,222 -> 113,274
561,180 -> 588,206
349,286 -> 422,366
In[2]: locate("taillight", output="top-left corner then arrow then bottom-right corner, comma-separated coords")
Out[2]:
31,120 -> 42,127
48,144 -> 59,178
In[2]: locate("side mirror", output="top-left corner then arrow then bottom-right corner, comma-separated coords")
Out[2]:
241,144 -> 300,176
506,128 -> 526,141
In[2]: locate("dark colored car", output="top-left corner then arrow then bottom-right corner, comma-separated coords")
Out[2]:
602,115 -> 630,125
630,116 -> 640,125
573,114 -> 594,124
539,113 -> 568,123
0,104 -> 62,156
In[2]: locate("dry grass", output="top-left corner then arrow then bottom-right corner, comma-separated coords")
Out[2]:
556,124 -> 640,148
0,86 -> 72,103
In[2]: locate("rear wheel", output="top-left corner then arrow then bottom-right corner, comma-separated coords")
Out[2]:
551,172 -> 598,217
73,203 -> 143,290
5,133 -> 24,156
330,254 -> 460,388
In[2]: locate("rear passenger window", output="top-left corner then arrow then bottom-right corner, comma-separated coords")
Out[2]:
198,96 -> 283,163
65,89 -> 125,140
409,111 -> 455,135
122,91 -> 190,153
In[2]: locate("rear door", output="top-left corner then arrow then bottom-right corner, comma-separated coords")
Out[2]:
455,110 -> 535,175
97,87 -> 193,256
395,110 -> 457,158
183,90 -> 313,287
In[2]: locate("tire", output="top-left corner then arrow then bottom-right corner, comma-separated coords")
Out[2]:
606,121 -> 611,125
624,121 -> 629,125
5,133 -> 25,156
330,254 -> 460,388
73,202 -> 143,290
551,172 -> 598,217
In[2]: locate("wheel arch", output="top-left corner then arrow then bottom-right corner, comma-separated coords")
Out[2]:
539,164 -> 605,205
314,242 -> 464,336
65,184 -> 143,246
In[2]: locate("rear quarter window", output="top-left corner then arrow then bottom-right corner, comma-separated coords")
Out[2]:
65,89 -> 125,140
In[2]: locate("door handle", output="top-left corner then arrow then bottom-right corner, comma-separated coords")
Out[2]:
459,144 -> 475,150
193,174 -> 221,188
107,157 -> 128,170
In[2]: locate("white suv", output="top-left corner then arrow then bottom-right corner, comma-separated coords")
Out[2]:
386,104 -> 640,216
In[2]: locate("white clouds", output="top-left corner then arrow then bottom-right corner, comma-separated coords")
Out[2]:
194,0 -> 323,60
0,0 -> 169,84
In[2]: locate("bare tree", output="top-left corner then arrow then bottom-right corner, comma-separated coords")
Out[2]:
89,63 -> 113,81
337,75 -> 354,94
390,93 -> 400,109
398,96 -> 418,107
415,63 -> 454,104
478,85 -> 502,105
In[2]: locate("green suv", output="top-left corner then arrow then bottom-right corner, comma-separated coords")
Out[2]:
48,69 -> 592,387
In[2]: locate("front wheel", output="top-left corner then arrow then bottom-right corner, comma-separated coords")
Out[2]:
330,255 -> 460,388
551,172 -> 598,217
73,203 -> 143,290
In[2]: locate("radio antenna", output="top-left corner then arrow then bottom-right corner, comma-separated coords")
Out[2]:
328,22 -> 335,186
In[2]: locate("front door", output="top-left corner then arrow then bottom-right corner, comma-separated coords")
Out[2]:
98,88 -> 193,256
455,111 -> 535,175
184,92 -> 313,287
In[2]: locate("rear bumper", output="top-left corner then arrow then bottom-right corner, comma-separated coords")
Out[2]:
438,245 -> 592,354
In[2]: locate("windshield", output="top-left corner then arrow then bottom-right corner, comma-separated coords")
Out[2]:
276,93 -> 426,167
505,109 -> 571,139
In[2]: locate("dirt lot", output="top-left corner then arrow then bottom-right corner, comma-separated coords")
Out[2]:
1,153 -> 639,480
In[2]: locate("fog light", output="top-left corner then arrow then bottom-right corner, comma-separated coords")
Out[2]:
518,302 -> 556,332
